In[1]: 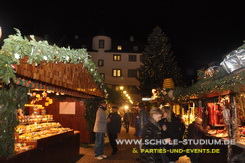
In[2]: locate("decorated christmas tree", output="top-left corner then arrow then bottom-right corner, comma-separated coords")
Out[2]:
138,26 -> 184,97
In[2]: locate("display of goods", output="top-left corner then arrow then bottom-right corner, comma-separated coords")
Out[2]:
18,115 -> 53,123
16,122 -> 62,134
208,129 -> 217,135
14,143 -> 34,153
18,127 -> 72,142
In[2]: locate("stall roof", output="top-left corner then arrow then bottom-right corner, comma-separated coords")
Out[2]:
0,30 -> 104,98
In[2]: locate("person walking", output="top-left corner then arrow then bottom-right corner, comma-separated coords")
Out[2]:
107,106 -> 121,155
187,118 -> 210,163
135,102 -> 149,161
141,108 -> 169,163
159,107 -> 185,163
93,101 -> 108,160
124,111 -> 130,133
135,102 -> 149,138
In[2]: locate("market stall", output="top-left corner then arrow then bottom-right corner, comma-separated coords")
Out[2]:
174,47 -> 245,162
0,30 -> 104,162
152,44 -> 245,162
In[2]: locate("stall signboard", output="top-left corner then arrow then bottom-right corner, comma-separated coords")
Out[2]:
59,102 -> 76,114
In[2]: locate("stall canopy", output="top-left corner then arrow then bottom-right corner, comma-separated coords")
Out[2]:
0,29 -> 104,97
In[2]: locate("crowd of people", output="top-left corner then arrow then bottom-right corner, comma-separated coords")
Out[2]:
93,101 -> 211,162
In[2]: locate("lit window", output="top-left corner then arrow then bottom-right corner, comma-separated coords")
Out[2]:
113,54 -> 121,61
98,59 -> 104,67
112,69 -> 122,77
117,45 -> 122,51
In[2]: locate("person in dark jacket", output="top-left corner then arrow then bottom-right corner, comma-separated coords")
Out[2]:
159,107 -> 185,163
107,106 -> 121,155
124,111 -> 130,133
187,118 -> 210,163
135,102 -> 149,161
141,108 -> 169,163
135,102 -> 149,138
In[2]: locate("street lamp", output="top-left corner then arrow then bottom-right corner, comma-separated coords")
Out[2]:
119,86 -> 124,90
124,105 -> 129,111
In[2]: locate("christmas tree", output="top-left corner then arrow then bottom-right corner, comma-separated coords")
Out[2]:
137,26 -> 184,97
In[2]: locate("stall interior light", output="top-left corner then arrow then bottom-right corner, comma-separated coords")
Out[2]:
142,97 -> 153,101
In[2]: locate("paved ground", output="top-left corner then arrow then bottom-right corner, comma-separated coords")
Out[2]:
76,126 -> 191,163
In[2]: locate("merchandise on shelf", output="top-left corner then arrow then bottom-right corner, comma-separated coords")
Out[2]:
18,115 -> 53,123
14,143 -> 34,153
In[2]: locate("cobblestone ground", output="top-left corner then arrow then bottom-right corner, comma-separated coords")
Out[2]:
76,126 -> 191,163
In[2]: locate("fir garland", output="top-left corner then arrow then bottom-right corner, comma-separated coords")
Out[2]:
173,67 -> 245,101
0,84 -> 28,158
0,29 -> 103,89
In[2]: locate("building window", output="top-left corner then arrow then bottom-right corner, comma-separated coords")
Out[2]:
128,69 -> 137,77
98,59 -> 104,67
129,55 -> 137,62
117,45 -> 122,51
133,46 -> 138,51
99,40 -> 105,49
113,54 -> 121,61
100,73 -> 105,81
112,69 -> 122,77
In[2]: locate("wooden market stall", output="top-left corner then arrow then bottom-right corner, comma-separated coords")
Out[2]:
0,30 -> 104,162
153,44 -> 245,163
172,47 -> 245,163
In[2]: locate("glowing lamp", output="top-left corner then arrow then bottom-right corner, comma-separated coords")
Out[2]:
119,86 -> 124,90
124,105 -> 129,111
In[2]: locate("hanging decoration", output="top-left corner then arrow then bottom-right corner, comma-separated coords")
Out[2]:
220,49 -> 245,73
168,90 -> 174,99
204,66 -> 220,78
163,78 -> 174,89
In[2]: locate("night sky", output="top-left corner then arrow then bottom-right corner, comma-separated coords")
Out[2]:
1,0 -> 244,85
